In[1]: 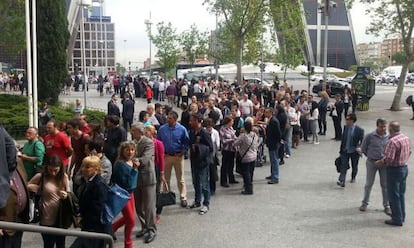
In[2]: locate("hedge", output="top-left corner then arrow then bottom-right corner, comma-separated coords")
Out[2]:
0,94 -> 106,139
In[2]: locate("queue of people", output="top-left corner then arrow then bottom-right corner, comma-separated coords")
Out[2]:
0,75 -> 413,248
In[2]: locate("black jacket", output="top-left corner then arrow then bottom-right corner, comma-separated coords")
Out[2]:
266,116 -> 282,150
190,128 -> 214,167
79,174 -> 109,233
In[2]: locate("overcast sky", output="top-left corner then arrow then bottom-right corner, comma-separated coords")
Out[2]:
104,0 -> 380,67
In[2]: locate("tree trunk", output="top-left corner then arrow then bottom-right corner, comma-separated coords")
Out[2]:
236,38 -> 243,85
283,66 -> 287,81
390,62 -> 409,111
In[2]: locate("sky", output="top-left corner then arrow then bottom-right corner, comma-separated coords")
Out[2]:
104,0 -> 380,67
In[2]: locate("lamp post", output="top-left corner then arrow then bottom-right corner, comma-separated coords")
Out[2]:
320,0 -> 336,92
79,0 -> 91,108
145,12 -> 152,76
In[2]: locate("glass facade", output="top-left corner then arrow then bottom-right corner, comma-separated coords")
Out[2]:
302,0 -> 357,69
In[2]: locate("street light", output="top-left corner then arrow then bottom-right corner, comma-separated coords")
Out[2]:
145,12 -> 152,76
79,0 -> 92,108
319,0 -> 336,91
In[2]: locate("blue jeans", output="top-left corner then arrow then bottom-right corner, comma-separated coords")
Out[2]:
285,127 -> 293,156
387,166 -> 408,224
269,147 -> 280,181
241,161 -> 255,193
191,164 -> 210,207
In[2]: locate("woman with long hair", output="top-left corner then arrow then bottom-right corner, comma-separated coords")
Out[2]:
318,91 -> 329,135
28,155 -> 70,248
112,141 -> 139,248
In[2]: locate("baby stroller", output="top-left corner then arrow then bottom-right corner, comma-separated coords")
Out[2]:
254,125 -> 267,167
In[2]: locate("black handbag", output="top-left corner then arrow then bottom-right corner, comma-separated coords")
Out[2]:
156,182 -> 176,208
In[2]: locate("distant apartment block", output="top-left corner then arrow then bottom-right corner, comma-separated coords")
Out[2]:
357,42 -> 381,65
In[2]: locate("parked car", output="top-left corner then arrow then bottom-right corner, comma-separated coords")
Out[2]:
312,80 -> 348,97
243,77 -> 274,88
310,74 -> 337,82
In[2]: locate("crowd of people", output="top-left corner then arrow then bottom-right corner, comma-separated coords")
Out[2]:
0,74 -> 412,248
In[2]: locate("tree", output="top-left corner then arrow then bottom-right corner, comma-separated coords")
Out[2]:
349,0 -> 414,110
0,0 -> 25,59
269,0 -> 306,81
392,51 -> 408,65
179,24 -> 209,69
37,0 -> 69,104
204,0 -> 267,84
150,22 -> 180,79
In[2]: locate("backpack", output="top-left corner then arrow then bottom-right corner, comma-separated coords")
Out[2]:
406,95 -> 413,106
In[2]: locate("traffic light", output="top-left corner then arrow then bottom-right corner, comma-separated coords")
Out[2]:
129,61 -> 131,65
260,63 -> 266,72
74,63 -> 79,74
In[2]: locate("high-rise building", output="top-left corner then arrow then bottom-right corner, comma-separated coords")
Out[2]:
301,0 -> 359,70
66,0 -> 116,76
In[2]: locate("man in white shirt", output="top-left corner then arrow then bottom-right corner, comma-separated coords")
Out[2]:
181,82 -> 189,105
158,79 -> 165,101
239,94 -> 253,119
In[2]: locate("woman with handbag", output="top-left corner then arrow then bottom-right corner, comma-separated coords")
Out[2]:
145,125 -> 166,223
234,121 -> 259,195
112,141 -> 139,248
27,155 -> 70,248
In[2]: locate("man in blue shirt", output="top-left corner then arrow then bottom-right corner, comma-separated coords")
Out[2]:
157,111 -> 190,207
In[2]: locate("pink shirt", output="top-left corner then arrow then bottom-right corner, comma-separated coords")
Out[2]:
383,132 -> 412,167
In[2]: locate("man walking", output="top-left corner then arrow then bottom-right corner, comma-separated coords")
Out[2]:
337,113 -> 364,187
375,121 -> 411,226
359,118 -> 390,215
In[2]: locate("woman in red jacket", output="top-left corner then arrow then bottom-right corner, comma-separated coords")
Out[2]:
146,85 -> 153,104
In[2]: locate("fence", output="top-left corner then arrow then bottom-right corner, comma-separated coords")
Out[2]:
0,221 -> 114,248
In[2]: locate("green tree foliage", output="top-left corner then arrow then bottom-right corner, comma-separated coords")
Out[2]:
204,0 -> 267,84
392,51 -> 408,65
348,0 -> 414,110
179,24 -> 209,69
269,0 -> 306,81
0,0 -> 25,58
37,0 -> 69,105
150,22 -> 180,78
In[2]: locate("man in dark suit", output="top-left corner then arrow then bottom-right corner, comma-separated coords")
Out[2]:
131,123 -> 157,243
337,113 -> 364,187
107,93 -> 120,117
121,92 -> 135,132
331,94 -> 345,141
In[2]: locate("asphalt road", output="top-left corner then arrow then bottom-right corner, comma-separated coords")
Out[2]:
19,81 -> 414,248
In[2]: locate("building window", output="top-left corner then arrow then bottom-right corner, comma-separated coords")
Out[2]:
107,33 -> 114,40
107,42 -> 114,49
106,24 -> 114,32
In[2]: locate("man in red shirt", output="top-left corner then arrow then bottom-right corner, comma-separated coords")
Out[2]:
43,121 -> 73,168
66,118 -> 90,179
376,121 -> 412,226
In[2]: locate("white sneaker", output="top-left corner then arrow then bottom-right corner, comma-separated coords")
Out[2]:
199,206 -> 209,215
284,154 -> 290,158
314,141 -> 320,145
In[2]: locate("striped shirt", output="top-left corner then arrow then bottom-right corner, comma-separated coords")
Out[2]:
383,132 -> 412,167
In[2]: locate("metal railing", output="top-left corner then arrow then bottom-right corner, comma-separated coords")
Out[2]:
0,221 -> 114,248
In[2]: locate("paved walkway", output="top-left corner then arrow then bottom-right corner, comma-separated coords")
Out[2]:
19,86 -> 414,247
